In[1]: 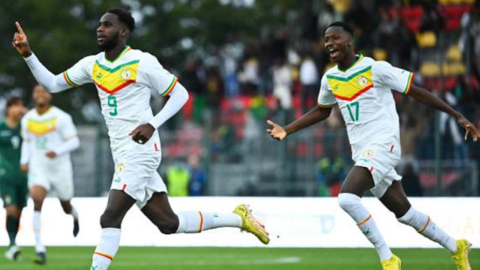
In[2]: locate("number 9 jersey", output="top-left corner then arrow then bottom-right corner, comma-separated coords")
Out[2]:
62,46 -> 177,156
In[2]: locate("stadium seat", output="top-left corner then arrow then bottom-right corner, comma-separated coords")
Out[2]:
400,6 -> 424,32
420,62 -> 441,77
443,62 -> 466,76
372,48 -> 388,60
446,45 -> 462,61
416,32 -> 437,47
441,4 -> 472,31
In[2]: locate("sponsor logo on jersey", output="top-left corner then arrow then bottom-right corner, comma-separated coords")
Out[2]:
363,149 -> 374,157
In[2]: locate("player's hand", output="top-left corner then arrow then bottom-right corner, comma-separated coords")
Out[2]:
46,151 -> 57,159
266,119 -> 287,141
457,116 -> 480,142
129,123 -> 155,144
20,164 -> 28,173
12,22 -> 32,57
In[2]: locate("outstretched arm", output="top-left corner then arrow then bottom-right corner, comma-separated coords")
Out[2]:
408,85 -> 479,141
12,22 -> 71,93
267,106 -> 332,141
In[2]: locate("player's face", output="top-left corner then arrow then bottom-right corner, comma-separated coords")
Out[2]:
97,13 -> 122,51
324,27 -> 353,63
6,101 -> 26,120
32,85 -> 52,107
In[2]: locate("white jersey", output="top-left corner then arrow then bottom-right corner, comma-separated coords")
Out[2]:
21,106 -> 77,169
62,46 -> 177,155
318,55 -> 414,148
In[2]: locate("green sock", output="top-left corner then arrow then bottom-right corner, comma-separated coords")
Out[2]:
6,216 -> 20,247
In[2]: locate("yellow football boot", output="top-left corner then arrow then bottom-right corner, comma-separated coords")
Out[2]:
452,239 -> 471,270
233,204 -> 270,244
381,254 -> 402,270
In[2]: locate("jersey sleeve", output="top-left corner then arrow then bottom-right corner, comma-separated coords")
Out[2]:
139,54 -> 178,97
20,117 -> 30,142
372,61 -> 415,94
62,56 -> 96,88
317,74 -> 336,107
59,113 -> 78,140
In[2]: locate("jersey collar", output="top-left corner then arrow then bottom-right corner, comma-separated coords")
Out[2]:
338,54 -> 363,73
105,45 -> 132,64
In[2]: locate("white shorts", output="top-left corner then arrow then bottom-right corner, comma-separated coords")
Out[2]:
110,138 -> 167,209
352,137 -> 402,198
28,167 -> 74,201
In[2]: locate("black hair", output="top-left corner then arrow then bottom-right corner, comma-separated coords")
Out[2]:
326,21 -> 354,37
5,96 -> 23,116
107,7 -> 135,32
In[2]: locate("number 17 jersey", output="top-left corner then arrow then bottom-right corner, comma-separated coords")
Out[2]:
317,55 -> 414,148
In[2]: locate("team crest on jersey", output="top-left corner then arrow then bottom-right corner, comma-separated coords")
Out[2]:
363,149 -> 374,157
357,76 -> 368,87
121,69 -> 132,80
115,163 -> 125,174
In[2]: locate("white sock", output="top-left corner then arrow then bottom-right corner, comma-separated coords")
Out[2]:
338,193 -> 392,261
91,228 -> 121,270
398,207 -> 457,253
176,211 -> 242,233
71,206 -> 79,220
33,211 -> 46,253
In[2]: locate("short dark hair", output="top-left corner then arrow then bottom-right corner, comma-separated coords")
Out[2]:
7,96 -> 23,108
6,96 -> 23,116
108,7 -> 135,32
326,21 -> 354,37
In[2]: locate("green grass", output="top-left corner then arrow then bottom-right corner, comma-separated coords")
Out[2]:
1,247 -> 478,270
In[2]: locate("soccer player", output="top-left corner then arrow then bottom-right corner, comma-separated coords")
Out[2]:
13,8 -> 269,270
267,22 -> 479,270
20,84 -> 81,265
0,97 -> 27,261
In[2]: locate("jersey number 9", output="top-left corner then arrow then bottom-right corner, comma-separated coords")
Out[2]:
108,96 -> 118,116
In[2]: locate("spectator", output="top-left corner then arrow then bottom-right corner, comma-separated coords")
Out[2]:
272,57 -> 292,110
188,155 -> 207,196
166,162 -> 191,197
299,55 -> 319,112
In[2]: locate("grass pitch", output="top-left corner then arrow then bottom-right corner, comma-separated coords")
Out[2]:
1,246 -> 478,270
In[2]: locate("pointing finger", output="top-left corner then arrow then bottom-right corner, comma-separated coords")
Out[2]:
15,22 -> 25,35
266,120 -> 275,126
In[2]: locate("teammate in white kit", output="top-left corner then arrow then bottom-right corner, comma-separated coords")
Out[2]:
13,8 -> 269,270
20,84 -> 80,265
267,22 -> 479,270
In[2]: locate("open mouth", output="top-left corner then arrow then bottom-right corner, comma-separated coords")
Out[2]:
97,36 -> 105,43
329,48 -> 339,58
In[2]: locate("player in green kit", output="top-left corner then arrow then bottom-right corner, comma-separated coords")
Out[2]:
0,97 -> 27,261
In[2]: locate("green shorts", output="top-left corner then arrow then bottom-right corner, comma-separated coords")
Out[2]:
0,176 -> 28,208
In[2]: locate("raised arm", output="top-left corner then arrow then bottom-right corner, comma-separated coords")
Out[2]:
408,85 -> 479,141
267,106 -> 332,141
12,22 -> 71,93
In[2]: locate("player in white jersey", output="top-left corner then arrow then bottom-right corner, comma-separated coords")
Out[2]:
13,8 -> 269,270
267,22 -> 479,270
20,84 -> 80,265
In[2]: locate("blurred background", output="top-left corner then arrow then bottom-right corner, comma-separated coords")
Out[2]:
1,0 -> 479,198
